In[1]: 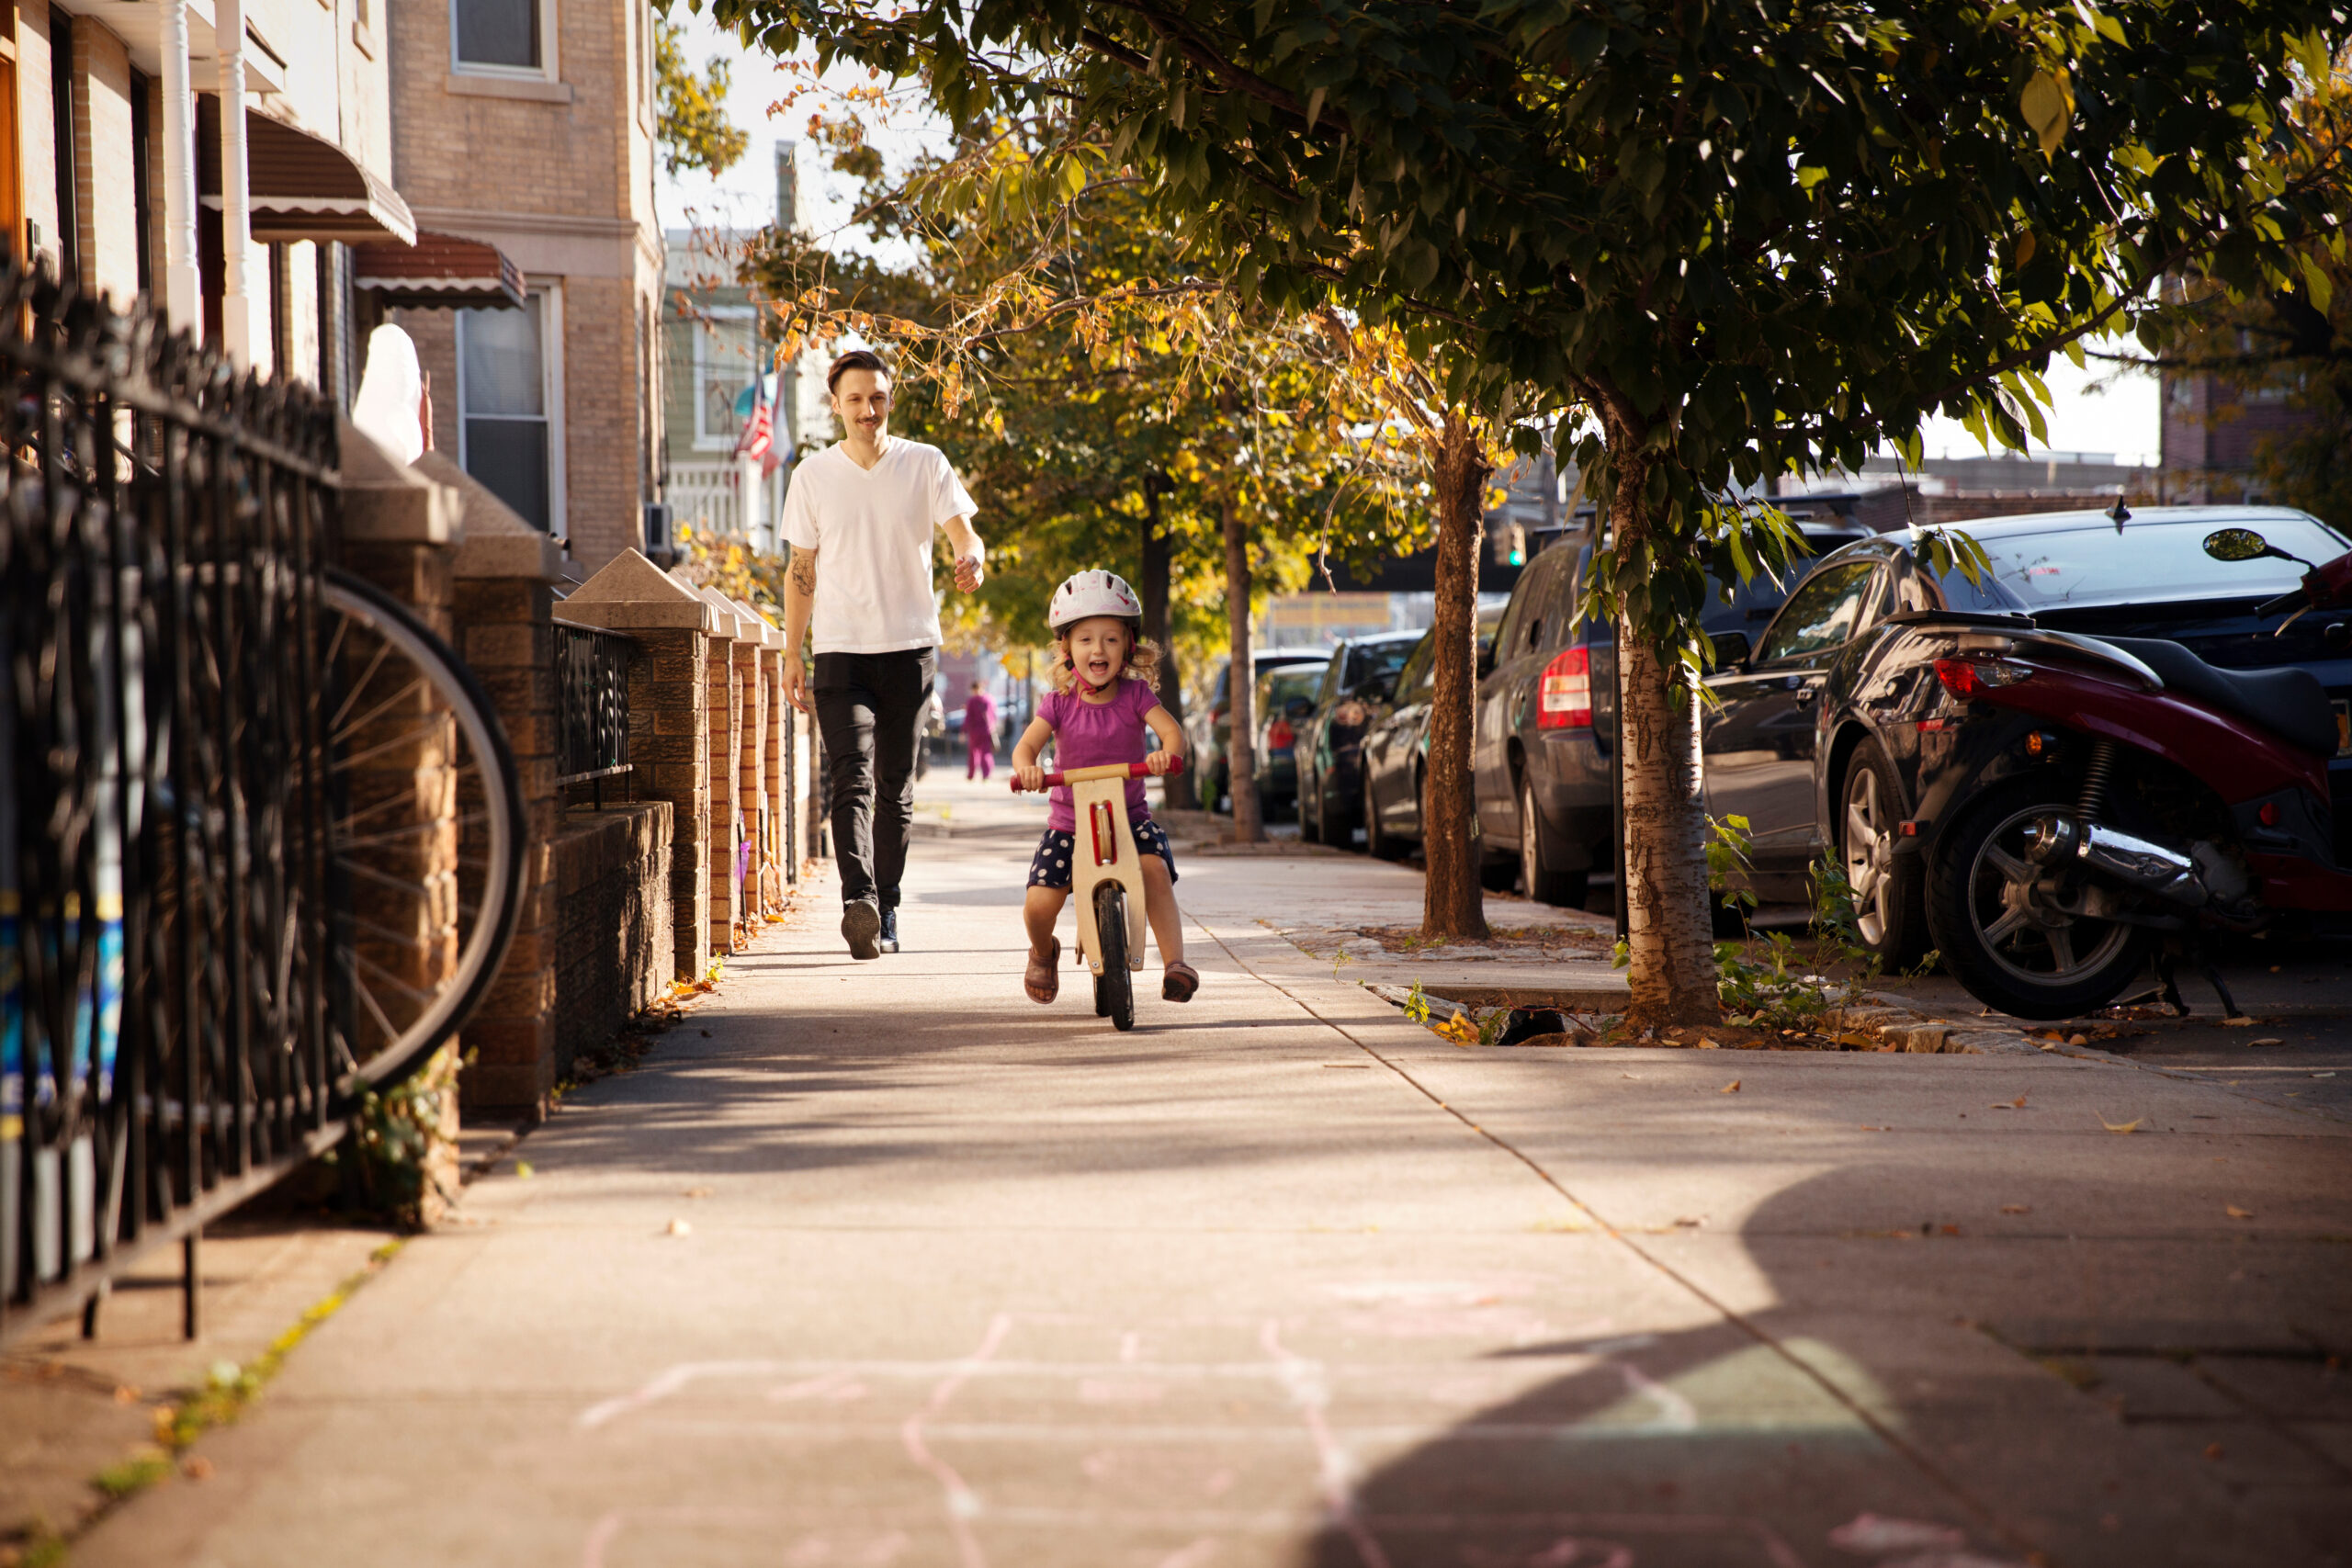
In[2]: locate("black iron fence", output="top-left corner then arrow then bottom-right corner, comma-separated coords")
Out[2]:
553,617 -> 632,806
2,266 -> 338,1346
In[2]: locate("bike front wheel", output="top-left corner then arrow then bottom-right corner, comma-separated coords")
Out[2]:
1093,883 -> 1135,1032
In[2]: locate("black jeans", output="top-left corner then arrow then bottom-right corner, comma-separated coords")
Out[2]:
812,648 -> 936,910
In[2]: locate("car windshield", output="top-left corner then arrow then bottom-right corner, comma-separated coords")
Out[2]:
1958,515 -> 2349,607
1345,639 -> 1417,689
1261,665 -> 1326,714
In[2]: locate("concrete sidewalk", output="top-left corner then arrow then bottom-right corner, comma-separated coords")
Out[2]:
73,773 -> 2352,1567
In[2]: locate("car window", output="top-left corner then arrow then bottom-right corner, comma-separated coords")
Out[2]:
1491,555 -> 1551,661
1261,664 -> 1325,715
1510,553 -> 1568,657
1394,634 -> 1436,702
1968,516 -> 2348,606
1346,638 -> 1416,691
1754,560 -> 1880,663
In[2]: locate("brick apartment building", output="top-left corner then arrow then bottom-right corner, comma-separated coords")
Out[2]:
381,0 -> 664,571
9,0 -> 405,389
2159,368 -> 2320,505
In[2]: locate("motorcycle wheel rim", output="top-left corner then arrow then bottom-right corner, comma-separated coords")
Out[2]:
1966,804 -> 2132,988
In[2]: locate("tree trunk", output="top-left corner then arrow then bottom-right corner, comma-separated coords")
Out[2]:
1609,446 -> 1717,1028
1422,410 -> 1489,941
1139,473 -> 1191,798
1222,489 -> 1264,842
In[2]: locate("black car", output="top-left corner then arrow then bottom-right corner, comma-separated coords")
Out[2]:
1295,630 -> 1426,844
1187,649 -> 1331,813
1702,505 -> 2352,974
1359,607 -> 1506,863
1472,523 -> 1869,907
1250,657 -> 1334,816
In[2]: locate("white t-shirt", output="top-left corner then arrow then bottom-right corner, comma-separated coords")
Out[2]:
779,439 -> 978,655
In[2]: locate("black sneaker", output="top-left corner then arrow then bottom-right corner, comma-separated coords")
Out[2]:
842,898 -> 882,960
878,908 -> 899,953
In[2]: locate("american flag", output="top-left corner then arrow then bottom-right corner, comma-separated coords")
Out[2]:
733,369 -> 772,465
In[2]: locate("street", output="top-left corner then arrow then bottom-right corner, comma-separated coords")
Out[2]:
58,772 -> 2351,1568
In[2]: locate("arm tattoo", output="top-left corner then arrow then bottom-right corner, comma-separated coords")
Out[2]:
789,549 -> 819,593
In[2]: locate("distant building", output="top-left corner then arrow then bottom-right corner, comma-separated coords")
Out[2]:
382,0 -> 665,571
662,141 -> 832,556
1778,449 -> 2159,530
2159,367 -> 2318,505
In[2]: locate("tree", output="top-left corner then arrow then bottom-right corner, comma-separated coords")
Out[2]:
656,17 -> 751,176
717,0 -> 2350,1025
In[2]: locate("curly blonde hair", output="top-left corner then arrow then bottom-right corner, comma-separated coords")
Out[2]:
1046,622 -> 1162,694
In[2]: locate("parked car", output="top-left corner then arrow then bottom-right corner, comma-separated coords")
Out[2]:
1359,607 -> 1507,862
1188,649 -> 1331,812
1250,658 -> 1333,817
1471,523 -> 1869,906
1700,505 -> 2352,982
1295,631 -> 1427,844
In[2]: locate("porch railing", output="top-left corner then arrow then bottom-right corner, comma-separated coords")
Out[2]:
554,618 -> 632,807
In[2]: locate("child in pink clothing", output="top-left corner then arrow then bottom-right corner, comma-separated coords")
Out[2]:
1012,571 -> 1195,1006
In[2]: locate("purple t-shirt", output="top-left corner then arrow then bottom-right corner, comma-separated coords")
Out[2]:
1039,678 -> 1158,832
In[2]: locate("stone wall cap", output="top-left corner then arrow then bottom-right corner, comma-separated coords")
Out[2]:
339,419 -> 460,545
561,549 -> 719,629
690,583 -> 749,641
729,597 -> 786,649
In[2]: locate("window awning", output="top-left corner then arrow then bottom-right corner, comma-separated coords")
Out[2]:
198,98 -> 418,246
351,232 -> 526,310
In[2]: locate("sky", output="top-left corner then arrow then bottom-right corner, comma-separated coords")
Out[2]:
656,15 -> 2165,468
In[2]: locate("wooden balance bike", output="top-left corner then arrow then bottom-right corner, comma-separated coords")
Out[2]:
1012,755 -> 1184,1031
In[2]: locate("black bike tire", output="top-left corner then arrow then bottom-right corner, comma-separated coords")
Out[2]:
1095,883 -> 1135,1032
323,569 -> 527,1106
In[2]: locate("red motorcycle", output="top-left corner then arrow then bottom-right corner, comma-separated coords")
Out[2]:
1893,526 -> 2352,1019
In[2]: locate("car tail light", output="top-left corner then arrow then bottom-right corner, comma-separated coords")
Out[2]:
1933,657 -> 2032,698
1536,647 -> 1592,729
1212,706 -> 1228,725
1268,717 -> 1295,749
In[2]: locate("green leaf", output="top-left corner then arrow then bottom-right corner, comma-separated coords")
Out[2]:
2020,70 -> 2072,158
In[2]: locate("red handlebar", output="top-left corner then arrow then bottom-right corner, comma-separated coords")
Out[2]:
1010,755 -> 1185,793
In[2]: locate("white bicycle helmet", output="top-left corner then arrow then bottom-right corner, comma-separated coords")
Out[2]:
1048,570 -> 1143,631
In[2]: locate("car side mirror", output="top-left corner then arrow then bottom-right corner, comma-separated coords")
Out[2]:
1710,630 -> 1752,671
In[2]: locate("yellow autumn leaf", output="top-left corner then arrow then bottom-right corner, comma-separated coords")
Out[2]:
2021,69 -> 2074,157
2099,1115 -> 2143,1134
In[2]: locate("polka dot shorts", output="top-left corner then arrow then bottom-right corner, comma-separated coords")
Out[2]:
1028,816 -> 1179,890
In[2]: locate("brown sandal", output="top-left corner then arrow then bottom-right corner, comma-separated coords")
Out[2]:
1161,962 -> 1200,1003
1024,938 -> 1062,1004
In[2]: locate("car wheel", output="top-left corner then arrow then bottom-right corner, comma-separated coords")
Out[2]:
1519,778 -> 1589,908
1363,769 -> 1405,861
1838,739 -> 1928,966
1924,778 -> 2150,1020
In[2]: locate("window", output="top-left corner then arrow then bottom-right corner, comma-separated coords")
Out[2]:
458,289 -> 563,533
1754,560 -> 1879,664
693,310 -> 760,449
453,0 -> 547,73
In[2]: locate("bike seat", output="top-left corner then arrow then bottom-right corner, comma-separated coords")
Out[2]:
2098,636 -> 2341,758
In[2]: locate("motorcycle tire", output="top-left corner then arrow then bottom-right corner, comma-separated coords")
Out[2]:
1838,739 -> 1929,967
1094,883 -> 1135,1032
1924,776 -> 2150,1021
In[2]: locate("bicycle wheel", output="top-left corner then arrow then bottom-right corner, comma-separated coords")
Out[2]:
320,570 -> 525,1100
1093,884 -> 1134,1032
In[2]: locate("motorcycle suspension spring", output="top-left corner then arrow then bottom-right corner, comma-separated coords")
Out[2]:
2076,739 -> 2117,823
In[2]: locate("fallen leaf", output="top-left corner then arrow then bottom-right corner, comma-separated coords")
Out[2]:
665,1218 -> 693,1236
2100,1116 -> 2143,1134
112,1384 -> 141,1404
683,1186 -> 714,1199
2204,1442 -> 2225,1461
1722,1079 -> 1742,1094
1991,1094 -> 2029,1110
182,1456 -> 214,1481
2249,1038 -> 2284,1047
2226,1205 -> 2254,1219
2222,1016 -> 2256,1027
1697,1037 -> 1721,1049
514,1161 -> 535,1179
2001,1203 -> 2031,1215
2067,1033 -> 2088,1046
1939,1224 -> 1962,1236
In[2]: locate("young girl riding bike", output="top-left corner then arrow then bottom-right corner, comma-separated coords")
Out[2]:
1012,570 -> 1199,1007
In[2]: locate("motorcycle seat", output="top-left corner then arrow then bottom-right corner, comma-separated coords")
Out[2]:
2098,636 -> 2341,758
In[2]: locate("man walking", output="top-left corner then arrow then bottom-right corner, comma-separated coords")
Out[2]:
782,349 -> 985,959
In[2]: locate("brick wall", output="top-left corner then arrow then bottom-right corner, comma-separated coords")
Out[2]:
68,22 -> 138,310
552,801 -> 673,1075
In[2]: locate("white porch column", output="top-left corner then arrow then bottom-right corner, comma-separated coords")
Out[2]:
158,0 -> 201,333
215,0 -> 254,369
